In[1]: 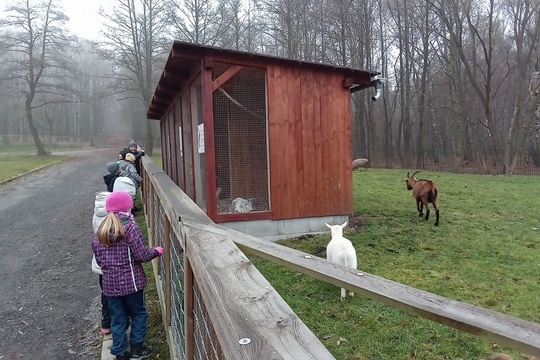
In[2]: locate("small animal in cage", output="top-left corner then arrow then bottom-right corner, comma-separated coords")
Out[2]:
230,197 -> 256,213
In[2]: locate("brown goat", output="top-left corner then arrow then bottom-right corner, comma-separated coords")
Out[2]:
404,171 -> 439,226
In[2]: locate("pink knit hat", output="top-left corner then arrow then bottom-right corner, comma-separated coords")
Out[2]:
106,191 -> 133,212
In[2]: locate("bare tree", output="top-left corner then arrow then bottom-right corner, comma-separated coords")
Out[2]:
388,0 -> 415,167
169,0 -> 223,45
99,0 -> 172,155
0,0 -> 73,155
259,0 -> 308,59
429,0 -> 540,173
500,0 -> 540,173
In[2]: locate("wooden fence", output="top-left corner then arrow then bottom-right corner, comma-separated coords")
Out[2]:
139,155 -> 540,359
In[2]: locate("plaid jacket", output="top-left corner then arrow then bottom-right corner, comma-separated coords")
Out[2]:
92,212 -> 158,297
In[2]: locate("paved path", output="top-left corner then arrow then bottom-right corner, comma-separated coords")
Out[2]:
0,148 -> 120,360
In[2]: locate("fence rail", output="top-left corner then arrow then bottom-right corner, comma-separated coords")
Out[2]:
141,157 -> 333,359
140,155 -> 540,359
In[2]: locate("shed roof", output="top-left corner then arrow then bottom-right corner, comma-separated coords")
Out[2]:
147,41 -> 380,119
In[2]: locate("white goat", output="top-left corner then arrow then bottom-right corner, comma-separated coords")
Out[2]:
352,158 -> 369,170
325,221 -> 357,299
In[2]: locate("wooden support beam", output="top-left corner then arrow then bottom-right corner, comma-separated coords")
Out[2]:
212,65 -> 243,91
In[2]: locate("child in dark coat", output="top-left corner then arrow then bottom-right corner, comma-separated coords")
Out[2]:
92,191 -> 163,360
119,140 -> 145,175
103,162 -> 121,192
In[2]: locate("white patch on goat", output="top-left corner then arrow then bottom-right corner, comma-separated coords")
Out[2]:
325,221 -> 357,299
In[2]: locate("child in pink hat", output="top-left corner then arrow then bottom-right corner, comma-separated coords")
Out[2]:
92,191 -> 163,360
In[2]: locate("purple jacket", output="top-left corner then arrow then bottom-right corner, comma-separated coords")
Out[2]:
92,212 -> 158,297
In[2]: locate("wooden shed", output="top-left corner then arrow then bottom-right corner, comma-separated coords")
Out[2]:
147,41 -> 379,240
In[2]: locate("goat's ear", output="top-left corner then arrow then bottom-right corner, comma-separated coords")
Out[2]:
325,223 -> 331,229
341,221 -> 348,228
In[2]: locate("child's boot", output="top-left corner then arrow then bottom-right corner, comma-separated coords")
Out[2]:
115,351 -> 131,360
130,344 -> 153,359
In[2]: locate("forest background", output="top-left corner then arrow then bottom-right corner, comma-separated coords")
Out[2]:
1,0 -> 539,175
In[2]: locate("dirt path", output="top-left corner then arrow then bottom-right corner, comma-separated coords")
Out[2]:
0,148 -> 120,359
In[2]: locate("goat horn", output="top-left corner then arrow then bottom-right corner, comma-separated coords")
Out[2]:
407,171 -> 410,177
411,171 -> 421,177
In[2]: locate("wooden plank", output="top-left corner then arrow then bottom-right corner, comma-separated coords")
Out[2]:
341,82 -> 353,213
227,231 -> 540,358
212,65 -> 243,91
183,91 -> 195,199
202,66 -> 217,219
300,69 -> 321,216
189,80 -> 202,207
333,74 -> 352,214
300,69 -> 313,215
165,111 -> 175,181
184,222 -> 336,360
332,72 -> 342,214
268,65 -> 289,219
288,65 -> 302,217
318,72 -> 333,215
312,72 -> 322,213
278,65 -> 292,219
267,66 -> 278,217
214,211 -> 271,223
318,72 -> 352,216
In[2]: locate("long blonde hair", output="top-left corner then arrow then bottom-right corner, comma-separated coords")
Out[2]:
97,213 -> 126,246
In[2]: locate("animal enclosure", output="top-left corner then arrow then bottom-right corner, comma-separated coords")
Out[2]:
212,63 -> 269,214
147,41 -> 380,239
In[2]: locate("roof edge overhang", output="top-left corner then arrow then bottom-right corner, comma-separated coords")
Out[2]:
147,41 -> 381,120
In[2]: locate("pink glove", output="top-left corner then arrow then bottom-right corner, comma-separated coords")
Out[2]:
155,246 -> 164,256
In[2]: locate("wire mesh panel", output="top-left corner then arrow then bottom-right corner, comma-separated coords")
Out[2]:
170,231 -> 186,360
191,79 -> 206,211
155,205 -> 165,248
182,92 -> 195,199
212,63 -> 270,215
192,281 -> 223,360
152,191 -> 160,244
176,101 -> 185,190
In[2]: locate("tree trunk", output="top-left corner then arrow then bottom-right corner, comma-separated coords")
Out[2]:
25,100 -> 47,155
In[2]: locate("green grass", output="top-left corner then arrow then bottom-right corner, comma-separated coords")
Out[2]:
0,142 -> 91,182
0,153 -> 70,182
0,142 -> 88,153
248,169 -> 540,360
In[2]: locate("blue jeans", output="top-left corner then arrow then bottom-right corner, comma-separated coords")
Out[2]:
98,275 -> 111,329
107,290 -> 148,355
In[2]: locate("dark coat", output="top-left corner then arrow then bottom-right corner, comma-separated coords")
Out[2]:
103,173 -> 119,192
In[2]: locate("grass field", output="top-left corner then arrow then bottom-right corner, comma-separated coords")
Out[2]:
0,143 -> 75,182
249,169 -> 540,360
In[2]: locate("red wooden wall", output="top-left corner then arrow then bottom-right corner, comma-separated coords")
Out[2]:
267,63 -> 353,220
159,57 -> 354,222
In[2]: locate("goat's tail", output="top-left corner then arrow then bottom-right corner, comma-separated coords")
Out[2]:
427,188 -> 438,203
